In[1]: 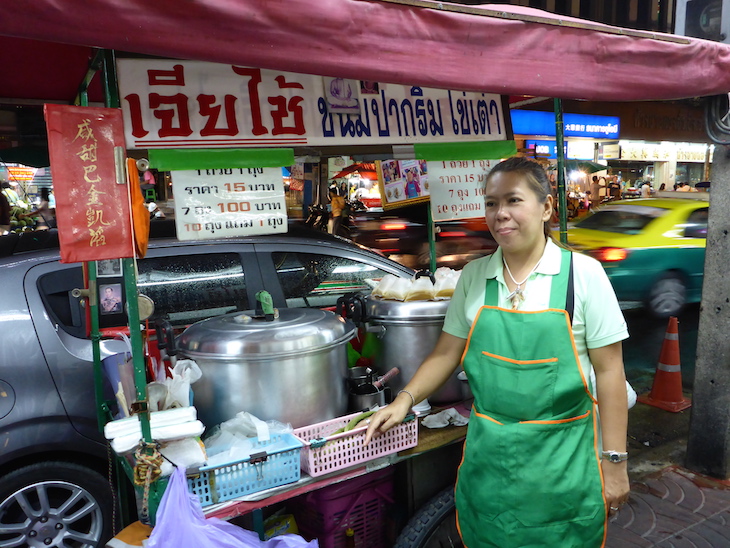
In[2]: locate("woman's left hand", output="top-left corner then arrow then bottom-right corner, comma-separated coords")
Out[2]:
602,461 -> 630,514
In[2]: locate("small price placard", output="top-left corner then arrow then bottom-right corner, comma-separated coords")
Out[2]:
171,168 -> 287,240
428,160 -> 497,222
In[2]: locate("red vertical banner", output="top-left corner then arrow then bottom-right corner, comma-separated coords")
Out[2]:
44,105 -> 134,263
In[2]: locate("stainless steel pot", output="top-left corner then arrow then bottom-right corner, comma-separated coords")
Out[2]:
176,308 -> 356,429
364,296 -> 462,404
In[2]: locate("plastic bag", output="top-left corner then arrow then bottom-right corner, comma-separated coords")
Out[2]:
146,466 -> 318,548
162,359 -> 202,409
433,268 -> 461,299
405,276 -> 435,301
371,274 -> 397,298
204,412 -> 293,466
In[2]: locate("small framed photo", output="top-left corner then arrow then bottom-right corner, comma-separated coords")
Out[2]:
97,259 -> 122,277
99,283 -> 124,315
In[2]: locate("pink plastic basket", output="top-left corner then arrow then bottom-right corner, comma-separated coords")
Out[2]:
292,411 -> 418,477
292,468 -> 395,548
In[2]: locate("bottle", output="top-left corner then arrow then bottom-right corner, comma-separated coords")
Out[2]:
344,527 -> 356,548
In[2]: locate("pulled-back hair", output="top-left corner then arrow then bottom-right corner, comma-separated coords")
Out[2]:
485,156 -> 554,241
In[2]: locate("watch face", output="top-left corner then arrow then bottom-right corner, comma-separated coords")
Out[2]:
609,454 -> 621,462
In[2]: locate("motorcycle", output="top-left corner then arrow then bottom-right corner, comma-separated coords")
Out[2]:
305,204 -> 330,232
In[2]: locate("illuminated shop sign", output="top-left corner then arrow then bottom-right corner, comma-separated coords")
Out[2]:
513,110 -> 620,139
524,140 -> 595,160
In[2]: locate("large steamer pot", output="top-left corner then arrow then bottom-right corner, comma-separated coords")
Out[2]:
365,296 -> 462,404
176,308 -> 356,429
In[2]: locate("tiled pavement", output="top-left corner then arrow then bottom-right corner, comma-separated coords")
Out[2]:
607,465 -> 730,547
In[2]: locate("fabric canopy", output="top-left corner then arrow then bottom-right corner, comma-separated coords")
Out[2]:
2,0 -> 730,103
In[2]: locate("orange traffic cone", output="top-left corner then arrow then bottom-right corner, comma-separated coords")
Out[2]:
638,316 -> 691,412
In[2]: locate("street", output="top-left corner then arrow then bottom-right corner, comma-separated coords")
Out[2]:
623,303 -> 699,395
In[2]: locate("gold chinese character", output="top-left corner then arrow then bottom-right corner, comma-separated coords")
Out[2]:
77,143 -> 98,162
74,119 -> 97,142
89,227 -> 107,247
86,185 -> 107,205
86,208 -> 111,227
83,164 -> 101,184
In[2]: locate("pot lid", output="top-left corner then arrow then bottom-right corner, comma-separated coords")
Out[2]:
364,295 -> 450,320
177,308 -> 355,359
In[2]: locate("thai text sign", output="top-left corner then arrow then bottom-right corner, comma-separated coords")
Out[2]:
171,168 -> 287,241
44,105 -> 134,263
116,59 -> 508,149
429,160 -> 496,222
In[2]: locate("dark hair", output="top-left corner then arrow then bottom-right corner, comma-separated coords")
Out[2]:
40,188 -> 51,201
485,156 -> 554,240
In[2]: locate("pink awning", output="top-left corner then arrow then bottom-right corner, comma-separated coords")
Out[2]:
2,0 -> 730,103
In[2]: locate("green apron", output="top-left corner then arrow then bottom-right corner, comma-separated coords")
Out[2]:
455,249 -> 607,548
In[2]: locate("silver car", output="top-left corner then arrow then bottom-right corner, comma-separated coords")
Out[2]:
0,224 -> 413,547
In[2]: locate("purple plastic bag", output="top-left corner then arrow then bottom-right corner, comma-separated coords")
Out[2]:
147,467 -> 318,548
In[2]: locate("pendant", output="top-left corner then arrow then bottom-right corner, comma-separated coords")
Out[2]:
507,285 -> 525,309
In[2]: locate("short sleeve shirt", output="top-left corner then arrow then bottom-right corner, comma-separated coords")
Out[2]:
443,239 -> 629,381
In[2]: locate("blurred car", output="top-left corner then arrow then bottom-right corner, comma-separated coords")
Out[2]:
0,223 -> 413,547
567,197 -> 708,317
353,204 -> 497,269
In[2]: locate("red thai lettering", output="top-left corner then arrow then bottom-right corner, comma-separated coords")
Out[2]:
268,75 -> 305,135
149,93 -> 193,137
197,94 -> 239,136
124,94 -> 149,138
231,67 -> 268,136
148,64 -> 185,86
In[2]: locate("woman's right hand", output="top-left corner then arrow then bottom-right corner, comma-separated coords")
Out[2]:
364,393 -> 412,445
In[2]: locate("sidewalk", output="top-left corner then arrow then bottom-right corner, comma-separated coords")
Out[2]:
606,393 -> 730,546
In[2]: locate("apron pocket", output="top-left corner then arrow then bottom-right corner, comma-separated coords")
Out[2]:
479,351 -> 558,420
508,411 -> 604,528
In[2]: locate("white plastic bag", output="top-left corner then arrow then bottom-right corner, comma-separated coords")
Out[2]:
371,274 -> 398,298
163,359 -> 202,409
405,276 -> 435,301
203,412 -> 293,466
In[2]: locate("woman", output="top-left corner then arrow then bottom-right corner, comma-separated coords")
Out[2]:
365,157 -> 630,547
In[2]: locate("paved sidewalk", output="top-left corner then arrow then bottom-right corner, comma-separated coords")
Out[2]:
605,387 -> 730,546
607,465 -> 730,547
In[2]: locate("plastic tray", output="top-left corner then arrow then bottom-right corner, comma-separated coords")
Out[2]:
187,433 -> 302,507
293,411 -> 418,477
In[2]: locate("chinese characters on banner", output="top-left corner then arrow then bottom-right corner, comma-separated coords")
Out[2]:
116,59 -> 508,150
428,160 -> 496,222
171,168 -> 287,241
44,105 -> 134,263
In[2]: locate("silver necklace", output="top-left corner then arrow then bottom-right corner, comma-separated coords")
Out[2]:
503,256 -> 542,309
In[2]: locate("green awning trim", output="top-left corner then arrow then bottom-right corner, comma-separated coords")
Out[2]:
148,148 -> 295,171
414,140 -> 517,161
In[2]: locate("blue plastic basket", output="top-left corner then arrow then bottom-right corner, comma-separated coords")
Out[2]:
187,433 -> 302,507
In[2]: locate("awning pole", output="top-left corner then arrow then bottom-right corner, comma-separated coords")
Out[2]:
554,98 -> 568,244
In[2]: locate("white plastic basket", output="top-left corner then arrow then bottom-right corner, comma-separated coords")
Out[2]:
293,411 -> 418,477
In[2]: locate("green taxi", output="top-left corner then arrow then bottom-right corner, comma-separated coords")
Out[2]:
567,197 -> 709,318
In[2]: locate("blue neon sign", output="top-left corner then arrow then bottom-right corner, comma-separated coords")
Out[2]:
512,110 -> 620,139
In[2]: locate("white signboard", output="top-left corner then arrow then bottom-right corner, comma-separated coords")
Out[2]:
428,160 -> 496,222
116,59 -> 508,150
171,168 -> 287,240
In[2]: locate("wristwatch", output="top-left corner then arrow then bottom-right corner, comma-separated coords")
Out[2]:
601,450 -> 629,463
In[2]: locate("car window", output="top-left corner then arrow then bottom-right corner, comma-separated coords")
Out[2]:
137,253 -> 247,325
683,208 -> 708,239
272,251 -> 388,308
575,205 -> 664,235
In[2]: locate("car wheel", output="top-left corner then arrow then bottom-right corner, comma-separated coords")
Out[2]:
646,273 -> 686,318
0,462 -> 114,548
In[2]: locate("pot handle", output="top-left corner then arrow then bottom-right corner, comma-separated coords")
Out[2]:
336,292 -> 367,324
415,269 -> 436,284
154,318 -> 178,356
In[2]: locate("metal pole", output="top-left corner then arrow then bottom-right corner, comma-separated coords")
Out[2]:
427,205 -> 437,273
554,98 -> 568,244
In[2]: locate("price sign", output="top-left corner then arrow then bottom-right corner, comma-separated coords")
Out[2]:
171,168 -> 287,240
428,160 -> 497,222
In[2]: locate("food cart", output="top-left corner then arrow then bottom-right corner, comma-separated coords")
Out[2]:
4,1 -> 730,547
